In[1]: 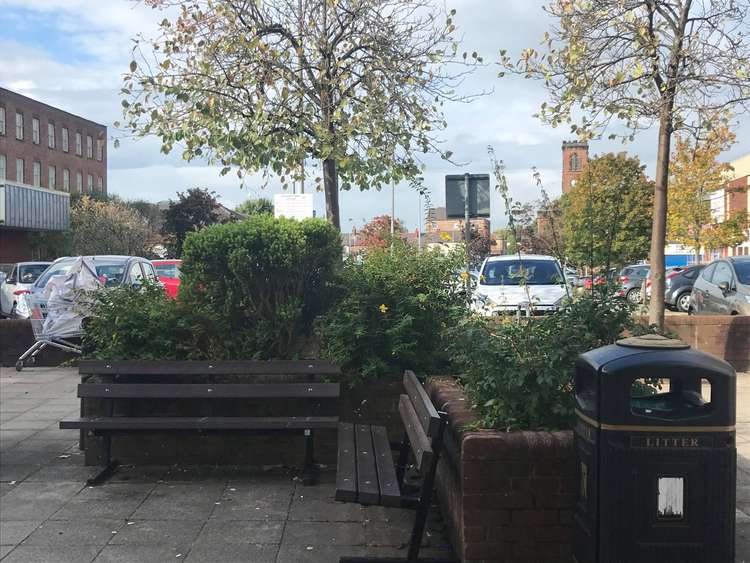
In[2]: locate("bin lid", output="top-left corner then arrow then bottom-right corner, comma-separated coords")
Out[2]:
616,334 -> 690,350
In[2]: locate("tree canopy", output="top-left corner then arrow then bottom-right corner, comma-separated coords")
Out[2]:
236,198 -> 274,217
667,125 -> 746,259
562,153 -> 654,269
358,214 -> 405,249
120,0 -> 477,230
162,188 -> 222,257
502,0 -> 750,327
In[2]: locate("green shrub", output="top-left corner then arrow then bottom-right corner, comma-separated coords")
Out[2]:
318,242 -> 467,383
447,293 -> 638,431
180,215 -> 341,358
82,283 -> 225,360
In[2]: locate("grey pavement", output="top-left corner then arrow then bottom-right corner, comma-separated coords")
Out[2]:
0,367 -> 454,563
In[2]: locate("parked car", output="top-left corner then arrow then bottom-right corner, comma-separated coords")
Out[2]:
152,259 -> 182,299
690,256 -> 750,315
0,262 -> 53,318
645,265 -> 700,312
473,254 -> 570,315
582,268 -> 617,290
32,256 -> 159,295
613,264 -> 650,304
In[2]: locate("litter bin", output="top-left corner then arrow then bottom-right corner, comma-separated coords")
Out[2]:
573,334 -> 736,563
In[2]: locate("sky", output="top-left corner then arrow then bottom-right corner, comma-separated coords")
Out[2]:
1,0 -> 748,232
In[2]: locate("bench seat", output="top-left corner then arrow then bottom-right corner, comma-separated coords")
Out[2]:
335,423 -> 401,507
61,416 -> 339,431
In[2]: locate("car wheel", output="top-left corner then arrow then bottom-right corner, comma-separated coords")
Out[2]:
676,292 -> 691,313
626,288 -> 641,304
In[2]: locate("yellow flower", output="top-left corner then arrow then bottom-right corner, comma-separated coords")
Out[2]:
440,232 -> 452,242
378,303 -> 388,314
460,271 -> 469,281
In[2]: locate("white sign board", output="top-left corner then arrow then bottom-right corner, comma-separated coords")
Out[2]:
274,194 -> 314,221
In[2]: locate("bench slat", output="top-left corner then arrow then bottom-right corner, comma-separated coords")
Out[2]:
403,370 -> 441,437
398,394 -> 433,474
335,423 -> 358,503
60,416 -> 339,431
79,360 -> 341,376
78,383 -> 340,399
370,425 -> 401,508
354,424 -> 380,505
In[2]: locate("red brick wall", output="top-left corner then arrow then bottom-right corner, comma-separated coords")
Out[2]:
561,141 -> 589,194
428,378 -> 576,563
0,230 -> 31,263
661,315 -> 750,371
0,87 -> 107,194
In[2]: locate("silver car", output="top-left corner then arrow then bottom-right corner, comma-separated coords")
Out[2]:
0,262 -> 52,318
689,256 -> 750,316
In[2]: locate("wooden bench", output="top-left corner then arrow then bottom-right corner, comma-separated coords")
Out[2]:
335,370 -> 455,563
60,360 -> 340,486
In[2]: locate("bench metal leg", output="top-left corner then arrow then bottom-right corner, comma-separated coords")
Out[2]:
302,429 -> 318,486
86,433 -> 118,486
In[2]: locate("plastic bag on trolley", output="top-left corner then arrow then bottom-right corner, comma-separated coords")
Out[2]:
37,257 -> 103,339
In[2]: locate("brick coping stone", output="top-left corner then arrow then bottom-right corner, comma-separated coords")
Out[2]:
427,377 -> 576,563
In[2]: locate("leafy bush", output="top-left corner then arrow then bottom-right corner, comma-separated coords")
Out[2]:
82,283 -> 225,360
447,293 -> 639,431
180,215 -> 341,358
318,242 -> 467,383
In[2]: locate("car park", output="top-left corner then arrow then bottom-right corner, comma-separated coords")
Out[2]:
152,259 -> 182,299
689,256 -> 750,315
645,265 -> 702,312
0,262 -> 53,318
582,268 -> 617,290
473,254 -> 570,315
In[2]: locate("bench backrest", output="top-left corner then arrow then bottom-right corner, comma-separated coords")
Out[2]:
77,382 -> 340,399
398,370 -> 444,474
79,360 -> 341,377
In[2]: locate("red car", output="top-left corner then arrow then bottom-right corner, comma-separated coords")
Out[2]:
152,259 -> 182,298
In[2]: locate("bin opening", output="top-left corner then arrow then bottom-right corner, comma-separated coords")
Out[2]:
630,378 -> 712,419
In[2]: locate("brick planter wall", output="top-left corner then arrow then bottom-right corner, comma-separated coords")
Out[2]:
638,315 -> 750,371
428,377 -> 576,563
0,319 -> 75,367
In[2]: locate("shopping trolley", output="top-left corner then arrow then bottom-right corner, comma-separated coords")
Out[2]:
15,293 -> 84,371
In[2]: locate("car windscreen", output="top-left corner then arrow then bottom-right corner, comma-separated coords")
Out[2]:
19,264 -> 51,284
35,260 -> 127,288
481,259 -> 564,286
735,261 -> 750,285
155,263 -> 180,279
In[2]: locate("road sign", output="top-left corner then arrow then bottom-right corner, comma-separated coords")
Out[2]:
445,174 -> 490,218
274,193 -> 314,220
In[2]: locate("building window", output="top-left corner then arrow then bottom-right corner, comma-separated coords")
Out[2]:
76,171 -> 82,193
569,153 -> 580,172
63,169 -> 70,192
0,107 -> 5,136
16,159 -> 24,183
48,122 -> 55,149
48,166 -> 56,189
96,139 -> 104,161
97,176 -> 103,192
32,118 -> 40,144
87,174 -> 93,192
33,161 -> 41,187
62,128 -> 69,152
86,135 -> 93,159
15,113 -> 24,140
75,132 -> 82,156
0,154 -> 5,180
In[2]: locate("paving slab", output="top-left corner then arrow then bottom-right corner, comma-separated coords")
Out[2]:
107,519 -> 204,550
22,518 -> 124,546
92,544 -> 191,563
0,544 -> 100,563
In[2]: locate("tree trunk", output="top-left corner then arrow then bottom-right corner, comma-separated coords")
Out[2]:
648,112 -> 673,329
323,157 -> 341,230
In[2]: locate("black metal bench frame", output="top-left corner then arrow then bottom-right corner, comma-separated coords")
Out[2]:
60,360 -> 340,486
335,370 -> 455,563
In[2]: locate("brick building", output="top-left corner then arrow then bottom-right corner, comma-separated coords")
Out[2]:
561,140 -> 589,193
706,152 -> 750,260
0,87 -> 107,261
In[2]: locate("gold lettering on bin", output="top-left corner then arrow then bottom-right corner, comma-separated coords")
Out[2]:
637,436 -> 702,448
